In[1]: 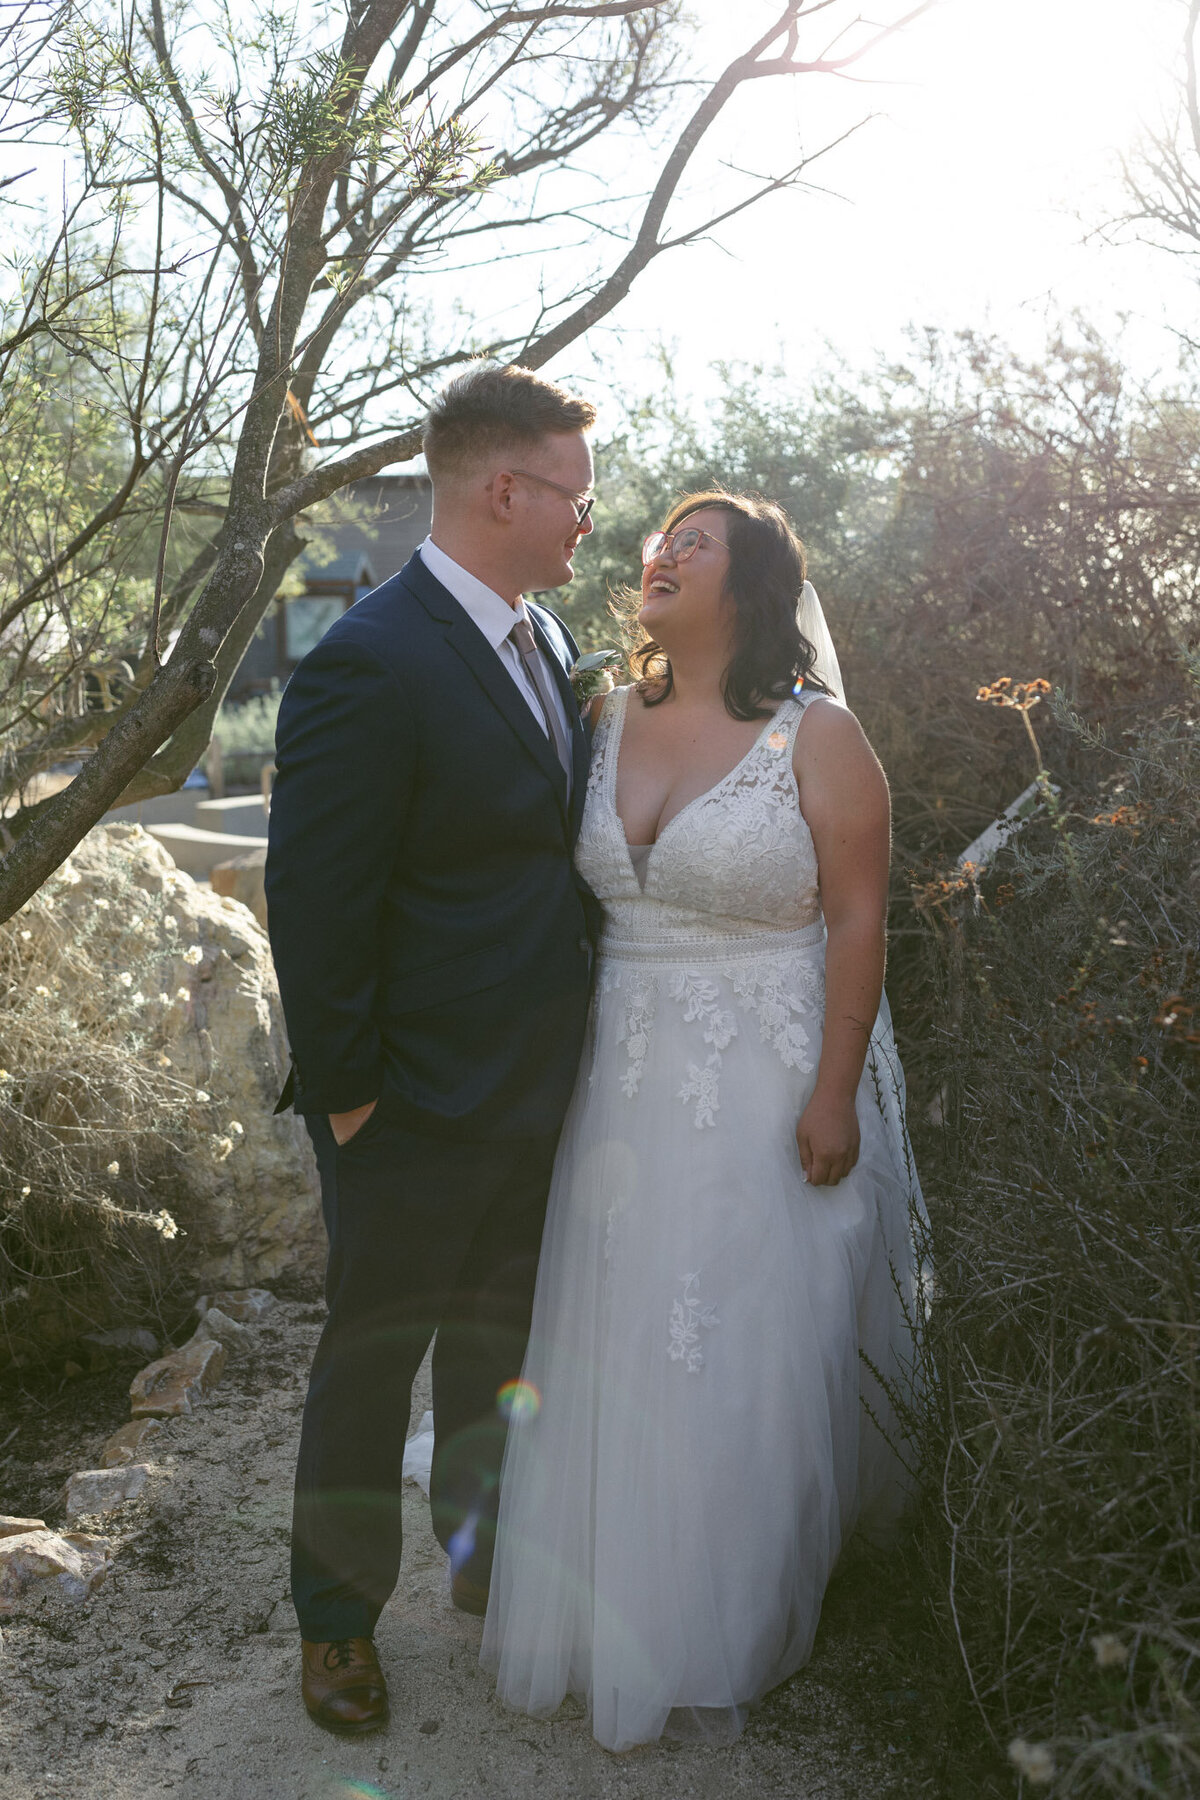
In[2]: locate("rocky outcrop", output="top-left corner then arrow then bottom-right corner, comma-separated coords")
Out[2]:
99,1418 -> 164,1468
210,846 -> 267,929
196,1287 -> 276,1322
0,1516 -> 47,1539
191,1305 -> 254,1359
62,1464 -> 150,1521
45,824 -> 321,1290
130,1335 -> 227,1418
0,1529 -> 111,1611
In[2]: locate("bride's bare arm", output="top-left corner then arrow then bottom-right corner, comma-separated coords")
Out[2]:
792,700 -> 891,1186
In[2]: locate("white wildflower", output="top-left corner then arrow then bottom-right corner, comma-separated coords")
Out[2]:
1091,1633 -> 1129,1670
158,991 -> 170,1005
94,897 -> 110,910
196,1089 -> 210,1104
212,1135 -> 234,1162
128,916 -> 143,931
59,861 -> 80,886
42,896 -> 54,910
228,1121 -> 244,1136
0,1069 -> 9,1081
182,945 -> 203,966
19,929 -> 31,941
1008,1739 -> 1055,1785
164,914 -> 179,933
107,1160 -> 120,1176
131,992 -> 146,1007
20,1184 -> 30,1197
175,987 -> 190,1002
157,1054 -> 172,1068
154,1209 -> 179,1241
118,972 -> 133,988
34,985 -> 50,997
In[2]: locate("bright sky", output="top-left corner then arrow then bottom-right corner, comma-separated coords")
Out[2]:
3,0 -> 1191,416
551,0 -> 1195,402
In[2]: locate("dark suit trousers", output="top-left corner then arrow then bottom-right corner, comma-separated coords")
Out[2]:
291,1098 -> 559,1642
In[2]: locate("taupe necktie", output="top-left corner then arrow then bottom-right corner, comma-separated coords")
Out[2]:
509,616 -> 572,795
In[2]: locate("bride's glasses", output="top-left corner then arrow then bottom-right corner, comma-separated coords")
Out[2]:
642,526 -> 730,565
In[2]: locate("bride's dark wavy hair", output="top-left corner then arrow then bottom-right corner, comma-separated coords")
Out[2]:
626,490 -> 830,721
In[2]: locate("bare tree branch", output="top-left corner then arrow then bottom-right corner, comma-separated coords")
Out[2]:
0,0 -> 928,918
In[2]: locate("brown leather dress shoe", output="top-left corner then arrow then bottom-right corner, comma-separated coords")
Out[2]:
450,1568 -> 490,1616
301,1637 -> 389,1735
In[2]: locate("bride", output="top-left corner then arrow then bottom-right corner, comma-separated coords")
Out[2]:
478,491 -> 928,1752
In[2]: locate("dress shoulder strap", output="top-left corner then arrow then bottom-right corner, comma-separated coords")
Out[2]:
789,683 -> 845,725
595,683 -> 629,740
586,683 -> 628,787
775,686 -> 847,761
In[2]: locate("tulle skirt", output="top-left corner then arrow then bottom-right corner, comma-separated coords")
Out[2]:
479,931 -> 928,1752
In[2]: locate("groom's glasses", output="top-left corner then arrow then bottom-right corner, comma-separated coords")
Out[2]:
642,527 -> 730,565
510,469 -> 595,526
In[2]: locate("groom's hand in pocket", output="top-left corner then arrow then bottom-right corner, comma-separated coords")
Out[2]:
329,1099 -> 378,1145
795,1092 -> 860,1187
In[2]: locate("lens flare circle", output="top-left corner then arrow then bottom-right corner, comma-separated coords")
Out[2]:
496,1378 -> 541,1423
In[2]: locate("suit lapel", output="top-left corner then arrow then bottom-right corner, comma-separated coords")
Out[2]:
399,554 -> 568,814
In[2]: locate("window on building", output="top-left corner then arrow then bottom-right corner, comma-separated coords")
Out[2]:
284,595 -> 346,661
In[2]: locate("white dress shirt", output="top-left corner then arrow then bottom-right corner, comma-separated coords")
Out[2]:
417,536 -> 572,749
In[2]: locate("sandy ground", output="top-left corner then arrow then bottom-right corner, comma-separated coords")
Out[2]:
0,1301 -> 924,1800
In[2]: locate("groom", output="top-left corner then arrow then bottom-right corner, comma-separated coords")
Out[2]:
265,362 -> 598,1735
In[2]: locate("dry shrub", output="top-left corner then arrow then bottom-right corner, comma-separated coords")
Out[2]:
0,854 -> 222,1363
913,667 -> 1200,1795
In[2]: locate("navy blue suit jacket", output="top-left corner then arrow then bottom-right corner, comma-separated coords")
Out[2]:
265,550 -> 597,1140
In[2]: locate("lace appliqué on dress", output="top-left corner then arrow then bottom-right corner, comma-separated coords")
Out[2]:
668,1272 -> 719,1373
617,974 -> 658,1097
731,961 -> 824,1072
608,954 -> 823,1127
668,971 -> 736,1128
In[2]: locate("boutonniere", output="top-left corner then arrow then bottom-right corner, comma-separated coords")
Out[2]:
569,648 -> 623,713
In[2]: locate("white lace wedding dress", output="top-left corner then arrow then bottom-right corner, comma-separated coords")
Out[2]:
479,685 -> 929,1752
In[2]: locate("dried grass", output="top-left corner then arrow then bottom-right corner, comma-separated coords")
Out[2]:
0,853 -> 224,1362
911,667 -> 1200,1795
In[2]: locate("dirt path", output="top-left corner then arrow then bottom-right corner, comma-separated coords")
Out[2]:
0,1301 -> 923,1800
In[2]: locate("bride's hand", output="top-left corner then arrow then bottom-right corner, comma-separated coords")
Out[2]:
795,1092 -> 860,1187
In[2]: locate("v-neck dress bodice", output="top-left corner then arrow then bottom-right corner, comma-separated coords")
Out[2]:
575,685 -> 823,951
482,684 -> 929,1754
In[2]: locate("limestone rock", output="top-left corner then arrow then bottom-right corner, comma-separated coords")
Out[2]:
196,1286 -> 275,1323
130,1335 -> 227,1418
210,846 -> 267,929
0,1530 -> 111,1612
47,824 -> 321,1288
80,1327 -> 160,1370
191,1306 -> 253,1359
62,1463 -> 150,1520
99,1417 -> 164,1469
0,1517 -> 46,1539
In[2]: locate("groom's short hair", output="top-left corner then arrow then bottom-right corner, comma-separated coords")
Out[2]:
423,361 -> 596,482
